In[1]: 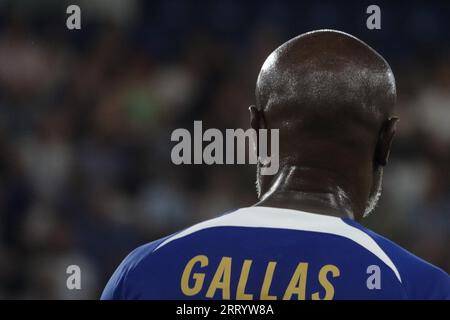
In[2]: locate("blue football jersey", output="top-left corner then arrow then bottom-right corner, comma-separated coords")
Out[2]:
101,206 -> 450,300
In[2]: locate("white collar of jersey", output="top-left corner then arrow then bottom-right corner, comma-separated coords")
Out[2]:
154,206 -> 401,283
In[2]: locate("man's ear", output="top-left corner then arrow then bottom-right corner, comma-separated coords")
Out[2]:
249,105 -> 267,131
249,105 -> 267,156
375,117 -> 399,166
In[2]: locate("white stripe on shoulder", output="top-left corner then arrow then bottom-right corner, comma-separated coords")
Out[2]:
154,206 -> 401,282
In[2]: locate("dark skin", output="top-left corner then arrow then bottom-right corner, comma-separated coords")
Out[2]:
249,30 -> 399,221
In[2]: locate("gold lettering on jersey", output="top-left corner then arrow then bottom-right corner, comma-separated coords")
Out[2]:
283,262 -> 308,300
236,259 -> 253,300
206,256 -> 232,299
260,261 -> 277,300
181,255 -> 208,296
180,255 -> 341,300
312,264 -> 340,300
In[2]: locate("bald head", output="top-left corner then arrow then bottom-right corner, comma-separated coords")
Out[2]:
252,30 -> 399,219
256,29 -> 396,134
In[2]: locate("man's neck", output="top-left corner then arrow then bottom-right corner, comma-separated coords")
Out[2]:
255,166 -> 360,220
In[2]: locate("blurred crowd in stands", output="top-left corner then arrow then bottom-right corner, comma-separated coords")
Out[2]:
0,0 -> 449,298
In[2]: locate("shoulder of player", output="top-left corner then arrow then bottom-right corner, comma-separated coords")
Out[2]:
120,234 -> 175,271
352,222 -> 443,272
365,227 -> 445,274
100,236 -> 174,299
343,219 -> 450,298
343,219 -> 430,268
121,210 -> 240,271
374,232 -> 449,285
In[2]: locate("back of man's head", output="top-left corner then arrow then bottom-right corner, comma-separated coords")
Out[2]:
252,30 -> 398,219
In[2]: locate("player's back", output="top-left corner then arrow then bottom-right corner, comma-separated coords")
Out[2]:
101,206 -> 450,300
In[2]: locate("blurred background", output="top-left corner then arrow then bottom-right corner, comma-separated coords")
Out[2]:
0,0 -> 449,299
